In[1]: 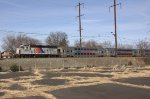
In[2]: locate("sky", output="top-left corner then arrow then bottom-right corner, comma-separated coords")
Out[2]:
0,0 -> 150,51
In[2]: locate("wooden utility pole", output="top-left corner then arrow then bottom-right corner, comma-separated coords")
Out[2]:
114,0 -> 117,56
76,2 -> 84,47
109,0 -> 121,56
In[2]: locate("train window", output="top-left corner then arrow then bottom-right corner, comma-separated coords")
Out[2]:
25,46 -> 28,50
20,46 -> 24,49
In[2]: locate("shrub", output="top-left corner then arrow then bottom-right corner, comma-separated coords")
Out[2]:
76,66 -> 82,69
10,64 -> 23,72
64,67 -> 69,69
128,61 -> 133,66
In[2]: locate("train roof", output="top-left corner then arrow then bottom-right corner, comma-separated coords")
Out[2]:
20,45 -> 58,48
105,48 -> 136,50
67,47 -> 100,49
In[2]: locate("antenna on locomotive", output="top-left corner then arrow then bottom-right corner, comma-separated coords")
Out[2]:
76,2 -> 84,48
109,0 -> 122,57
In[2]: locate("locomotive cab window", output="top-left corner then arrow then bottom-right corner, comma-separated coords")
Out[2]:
25,46 -> 28,50
20,46 -> 24,49
57,49 -> 61,52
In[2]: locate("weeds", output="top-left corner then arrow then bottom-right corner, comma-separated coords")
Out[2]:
10,64 -> 23,72
128,61 -> 133,66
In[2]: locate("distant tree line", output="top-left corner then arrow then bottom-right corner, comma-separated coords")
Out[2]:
2,34 -> 40,53
1,31 -> 150,53
45,32 -> 69,48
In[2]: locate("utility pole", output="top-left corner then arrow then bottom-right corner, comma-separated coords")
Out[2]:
109,0 -> 121,56
76,2 -> 84,47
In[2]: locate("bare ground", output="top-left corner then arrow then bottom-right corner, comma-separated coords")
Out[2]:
0,65 -> 150,99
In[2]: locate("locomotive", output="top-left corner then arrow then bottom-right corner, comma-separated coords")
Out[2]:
16,45 -> 63,58
15,45 -> 150,58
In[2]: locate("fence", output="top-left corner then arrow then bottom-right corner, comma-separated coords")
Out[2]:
0,57 -> 148,71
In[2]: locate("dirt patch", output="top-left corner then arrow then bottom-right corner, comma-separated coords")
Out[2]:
0,92 -> 5,96
13,77 -> 31,81
43,72 -> 112,78
42,72 -> 62,78
60,69 -> 80,72
32,78 -> 68,86
6,84 -> 27,90
61,73 -> 112,78
114,77 -> 150,86
7,96 -> 46,99
0,72 -> 35,79
0,80 -> 9,83
50,83 -> 150,99
136,68 -> 150,71
97,70 -> 124,73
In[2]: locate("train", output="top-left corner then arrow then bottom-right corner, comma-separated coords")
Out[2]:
14,45 -> 150,58
15,45 -> 63,58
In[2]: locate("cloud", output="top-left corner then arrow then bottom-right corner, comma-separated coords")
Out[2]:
0,0 -> 25,8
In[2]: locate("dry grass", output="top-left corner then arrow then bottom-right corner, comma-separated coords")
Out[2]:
0,64 -> 150,99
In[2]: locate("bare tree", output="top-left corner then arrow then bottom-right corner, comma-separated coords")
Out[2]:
136,39 -> 150,56
101,41 -> 112,48
2,35 -> 16,52
74,39 -> 101,48
136,40 -> 150,50
74,40 -> 82,47
2,34 -> 40,53
118,44 -> 133,49
46,32 -> 69,48
84,40 -> 98,48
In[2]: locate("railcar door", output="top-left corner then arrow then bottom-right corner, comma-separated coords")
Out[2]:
57,48 -> 62,57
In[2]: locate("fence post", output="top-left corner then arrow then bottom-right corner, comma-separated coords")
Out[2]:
63,58 -> 64,69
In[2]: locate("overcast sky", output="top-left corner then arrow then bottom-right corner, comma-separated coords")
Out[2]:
0,0 -> 150,50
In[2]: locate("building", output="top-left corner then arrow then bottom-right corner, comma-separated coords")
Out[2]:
1,51 -> 14,58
